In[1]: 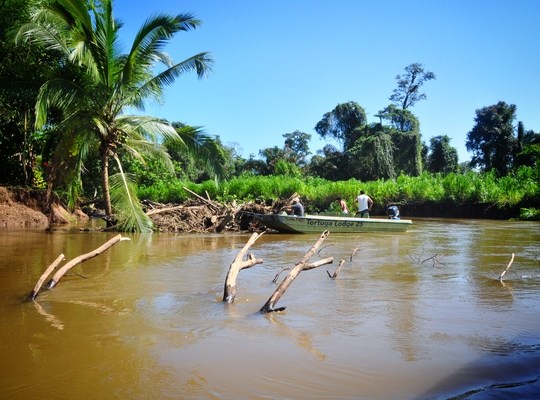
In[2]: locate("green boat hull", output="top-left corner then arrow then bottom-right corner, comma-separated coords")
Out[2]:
255,214 -> 412,233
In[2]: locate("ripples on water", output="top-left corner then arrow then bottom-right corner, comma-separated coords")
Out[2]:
0,220 -> 539,399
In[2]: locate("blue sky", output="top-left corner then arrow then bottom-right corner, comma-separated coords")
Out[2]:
115,0 -> 540,163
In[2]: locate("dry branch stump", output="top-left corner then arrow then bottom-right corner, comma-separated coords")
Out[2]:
260,230 -> 332,313
223,232 -> 264,303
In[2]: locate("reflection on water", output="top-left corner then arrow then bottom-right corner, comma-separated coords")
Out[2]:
0,219 -> 539,399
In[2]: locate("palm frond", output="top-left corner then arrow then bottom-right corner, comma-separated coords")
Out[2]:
116,115 -> 180,142
138,52 -> 213,100
35,78 -> 90,128
109,156 -> 153,233
48,128 -> 95,209
169,125 -> 227,181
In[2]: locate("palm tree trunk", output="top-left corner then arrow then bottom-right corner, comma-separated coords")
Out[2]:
101,147 -> 113,224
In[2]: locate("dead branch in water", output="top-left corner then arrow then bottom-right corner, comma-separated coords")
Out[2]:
350,242 -> 360,262
46,234 -> 131,289
328,241 -> 359,279
272,266 -> 292,283
327,259 -> 345,279
499,253 -> 515,282
29,253 -> 65,301
260,230 -> 332,313
223,232 -> 264,303
421,253 -> 447,268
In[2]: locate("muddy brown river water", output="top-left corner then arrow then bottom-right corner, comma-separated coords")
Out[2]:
0,218 -> 539,399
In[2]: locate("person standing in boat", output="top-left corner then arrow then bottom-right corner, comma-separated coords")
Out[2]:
336,197 -> 349,214
356,190 -> 373,218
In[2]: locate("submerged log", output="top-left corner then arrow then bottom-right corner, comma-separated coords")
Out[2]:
260,230 -> 331,313
46,234 -> 130,289
29,253 -> 65,301
223,232 -> 264,303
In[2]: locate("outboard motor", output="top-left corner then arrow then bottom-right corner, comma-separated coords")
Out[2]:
387,205 -> 400,220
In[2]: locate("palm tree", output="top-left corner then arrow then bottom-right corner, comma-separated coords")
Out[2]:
16,0 -> 214,231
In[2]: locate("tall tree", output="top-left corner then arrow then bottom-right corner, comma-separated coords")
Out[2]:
314,101 -> 366,151
426,135 -> 458,173
466,101 -> 517,176
283,130 -> 311,166
16,0 -> 213,231
389,63 -> 435,110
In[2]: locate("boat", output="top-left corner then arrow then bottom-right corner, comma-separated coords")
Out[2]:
254,213 -> 412,233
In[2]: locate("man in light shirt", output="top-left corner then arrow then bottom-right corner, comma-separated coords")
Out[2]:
356,190 -> 373,218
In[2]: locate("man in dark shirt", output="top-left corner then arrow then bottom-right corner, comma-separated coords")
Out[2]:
290,199 -> 304,216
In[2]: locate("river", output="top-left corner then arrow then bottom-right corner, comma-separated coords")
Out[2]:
0,218 -> 539,399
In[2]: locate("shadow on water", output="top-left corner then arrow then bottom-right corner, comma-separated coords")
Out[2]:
417,339 -> 540,399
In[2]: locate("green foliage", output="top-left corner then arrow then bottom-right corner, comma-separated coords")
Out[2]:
389,63 -> 436,110
519,208 -> 540,221
391,131 -> 422,176
307,144 -> 349,181
138,166 -> 538,217
348,134 -> 396,181
109,171 -> 153,233
274,160 -> 302,177
314,101 -> 367,151
426,135 -> 458,173
16,0 -> 214,231
377,104 -> 420,132
283,130 -> 311,166
466,101 -> 517,176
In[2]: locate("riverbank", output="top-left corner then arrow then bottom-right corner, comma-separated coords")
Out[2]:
0,186 -> 534,232
0,187 -> 85,229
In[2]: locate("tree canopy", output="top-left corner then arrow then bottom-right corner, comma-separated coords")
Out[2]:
314,101 -> 367,151
466,101 -> 517,176
426,135 -> 458,173
389,62 -> 436,110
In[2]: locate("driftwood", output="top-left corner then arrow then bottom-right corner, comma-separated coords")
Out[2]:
260,230 -> 332,313
327,259 -> 346,279
349,243 -> 360,262
272,267 -> 292,283
499,253 -> 515,282
223,232 -> 264,303
146,205 -> 185,216
46,234 -> 130,289
29,253 -> 65,301
273,257 -> 335,283
183,186 -> 221,211
327,241 -> 360,279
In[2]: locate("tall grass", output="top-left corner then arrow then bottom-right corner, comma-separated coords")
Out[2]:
138,166 -> 539,213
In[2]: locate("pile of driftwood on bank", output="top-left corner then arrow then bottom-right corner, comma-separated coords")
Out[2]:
145,188 -> 297,233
